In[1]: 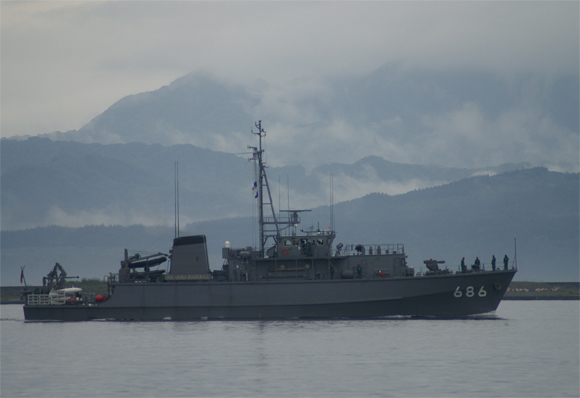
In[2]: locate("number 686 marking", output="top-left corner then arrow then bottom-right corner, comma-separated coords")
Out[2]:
454,286 -> 487,298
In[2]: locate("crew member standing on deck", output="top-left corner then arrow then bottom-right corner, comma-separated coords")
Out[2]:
461,257 -> 466,272
473,257 -> 481,271
491,255 -> 496,271
503,255 -> 509,270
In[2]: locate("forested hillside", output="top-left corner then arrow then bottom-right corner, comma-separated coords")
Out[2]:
3,168 -> 577,285
1,137 -> 531,230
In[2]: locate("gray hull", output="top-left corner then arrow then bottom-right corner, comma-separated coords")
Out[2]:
24,270 -> 515,321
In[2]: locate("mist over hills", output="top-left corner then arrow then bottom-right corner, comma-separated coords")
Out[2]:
2,137 -> 530,230
186,167 -> 578,282
33,67 -> 579,172
1,67 -> 577,285
1,138 -> 252,229
2,167 -> 578,285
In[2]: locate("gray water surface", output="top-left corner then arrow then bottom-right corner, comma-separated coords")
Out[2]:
1,301 -> 578,397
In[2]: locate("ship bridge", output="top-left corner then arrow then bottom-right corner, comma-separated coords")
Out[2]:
272,229 -> 336,258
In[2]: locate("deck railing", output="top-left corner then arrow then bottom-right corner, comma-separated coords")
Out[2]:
339,243 -> 405,256
27,294 -> 51,305
27,292 -> 72,305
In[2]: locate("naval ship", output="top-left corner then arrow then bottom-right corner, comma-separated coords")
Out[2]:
24,122 -> 516,321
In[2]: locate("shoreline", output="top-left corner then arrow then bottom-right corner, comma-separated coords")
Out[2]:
503,296 -> 578,301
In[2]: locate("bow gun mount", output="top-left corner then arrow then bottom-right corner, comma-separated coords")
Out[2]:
424,259 -> 451,275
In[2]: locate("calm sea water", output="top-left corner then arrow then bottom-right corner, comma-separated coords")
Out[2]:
1,301 -> 578,398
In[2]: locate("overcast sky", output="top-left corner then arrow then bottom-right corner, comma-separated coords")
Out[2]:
2,1 -> 578,159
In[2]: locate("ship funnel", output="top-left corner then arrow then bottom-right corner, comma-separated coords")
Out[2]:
169,235 -> 210,276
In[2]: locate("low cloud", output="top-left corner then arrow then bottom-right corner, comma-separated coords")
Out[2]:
419,103 -> 579,170
471,170 -> 498,177
44,207 -> 175,228
3,1 -> 577,142
319,168 -> 447,203
268,165 -> 448,213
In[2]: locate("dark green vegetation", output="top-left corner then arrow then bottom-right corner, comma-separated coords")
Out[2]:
65,277 -> 109,295
504,282 -> 579,300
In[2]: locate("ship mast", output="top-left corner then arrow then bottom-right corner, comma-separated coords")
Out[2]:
251,121 -> 279,256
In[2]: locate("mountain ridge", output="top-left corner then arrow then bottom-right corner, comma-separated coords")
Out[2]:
1,137 -> 534,230
3,167 -> 576,285
15,67 -> 577,172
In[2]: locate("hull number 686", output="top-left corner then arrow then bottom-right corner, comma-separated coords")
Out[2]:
454,286 -> 487,298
